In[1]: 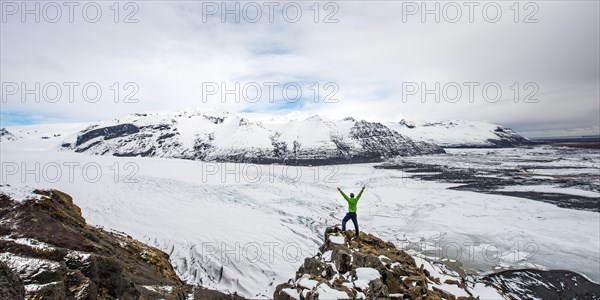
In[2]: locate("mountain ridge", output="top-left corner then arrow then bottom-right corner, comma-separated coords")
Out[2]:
59,111 -> 447,165
0,111 -> 531,164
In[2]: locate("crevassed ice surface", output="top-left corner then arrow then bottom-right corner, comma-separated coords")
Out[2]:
1,123 -> 598,298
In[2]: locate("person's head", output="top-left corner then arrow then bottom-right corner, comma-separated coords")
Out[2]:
350,193 -> 355,198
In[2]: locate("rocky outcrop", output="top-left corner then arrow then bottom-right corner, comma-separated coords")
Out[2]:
274,227 -> 600,300
69,123 -> 181,157
482,269 -> 600,300
0,260 -> 24,299
0,187 -> 246,300
273,227 -> 485,300
350,121 -> 443,158
75,124 -> 140,146
485,126 -> 532,147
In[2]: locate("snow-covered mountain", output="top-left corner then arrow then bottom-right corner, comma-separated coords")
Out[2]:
0,128 -> 20,142
390,119 -> 532,148
29,111 -> 529,164
59,111 -> 446,164
2,112 -> 533,163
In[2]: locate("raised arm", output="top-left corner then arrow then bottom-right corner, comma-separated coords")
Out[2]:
337,187 -> 350,201
355,186 -> 366,201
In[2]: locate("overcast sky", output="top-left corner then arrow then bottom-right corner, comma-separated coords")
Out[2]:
1,1 -> 598,137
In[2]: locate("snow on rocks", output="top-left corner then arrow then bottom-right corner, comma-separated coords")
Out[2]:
0,185 -> 43,203
273,226 -> 500,299
353,267 -> 381,290
328,235 -> 346,245
0,188 -> 222,299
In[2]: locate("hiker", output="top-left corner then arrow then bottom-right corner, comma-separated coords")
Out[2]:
337,186 -> 365,238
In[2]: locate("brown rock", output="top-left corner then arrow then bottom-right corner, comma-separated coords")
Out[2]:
298,257 -> 334,280
407,285 -> 426,299
382,269 -> 404,294
332,249 -> 353,274
365,278 -> 389,298
273,283 -> 297,300
0,261 -> 25,300
352,252 -> 385,272
64,269 -> 97,300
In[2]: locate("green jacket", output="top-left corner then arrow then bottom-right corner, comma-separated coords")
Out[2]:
339,187 -> 364,213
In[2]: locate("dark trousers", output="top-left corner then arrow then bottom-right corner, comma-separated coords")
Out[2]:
342,212 -> 359,235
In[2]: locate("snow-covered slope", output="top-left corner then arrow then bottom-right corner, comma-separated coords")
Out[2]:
389,119 -> 532,148
59,111 -> 446,164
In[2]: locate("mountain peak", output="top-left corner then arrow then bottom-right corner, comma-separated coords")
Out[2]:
273,226 -> 502,299
305,114 -> 325,122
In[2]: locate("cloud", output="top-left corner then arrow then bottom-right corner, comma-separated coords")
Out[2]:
1,1 -> 598,137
